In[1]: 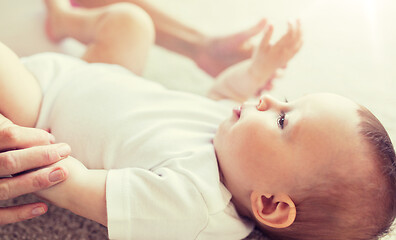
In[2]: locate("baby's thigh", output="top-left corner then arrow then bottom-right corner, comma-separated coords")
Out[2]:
82,3 -> 155,75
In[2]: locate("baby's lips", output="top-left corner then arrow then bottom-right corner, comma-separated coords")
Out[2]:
70,0 -> 81,7
233,106 -> 242,119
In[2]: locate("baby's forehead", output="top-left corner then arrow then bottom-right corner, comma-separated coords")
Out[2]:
289,95 -> 364,170
296,93 -> 358,112
288,94 -> 360,140
301,94 -> 359,125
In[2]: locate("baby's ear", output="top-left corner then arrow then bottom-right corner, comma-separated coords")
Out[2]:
250,191 -> 296,228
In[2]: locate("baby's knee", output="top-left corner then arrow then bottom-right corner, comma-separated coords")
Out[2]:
102,3 -> 155,42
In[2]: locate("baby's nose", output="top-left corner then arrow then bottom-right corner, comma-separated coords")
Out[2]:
256,95 -> 283,111
257,95 -> 272,111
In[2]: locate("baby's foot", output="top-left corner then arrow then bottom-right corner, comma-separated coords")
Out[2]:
249,20 -> 302,90
44,0 -> 72,43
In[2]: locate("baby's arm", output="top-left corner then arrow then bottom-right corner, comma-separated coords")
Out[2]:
35,157 -> 108,226
208,20 -> 302,103
0,42 -> 42,127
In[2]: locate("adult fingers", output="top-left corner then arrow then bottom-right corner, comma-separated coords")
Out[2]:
0,166 -> 68,201
0,143 -> 71,176
0,125 -> 55,152
0,203 -> 48,225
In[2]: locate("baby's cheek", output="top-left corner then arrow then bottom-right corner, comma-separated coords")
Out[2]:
231,140 -> 262,178
226,121 -> 268,167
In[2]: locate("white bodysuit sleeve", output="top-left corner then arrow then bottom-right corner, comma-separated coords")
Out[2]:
106,167 -> 208,240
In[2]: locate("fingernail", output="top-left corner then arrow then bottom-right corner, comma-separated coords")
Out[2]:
49,169 -> 65,182
57,144 -> 71,158
32,207 -> 45,216
49,134 -> 56,144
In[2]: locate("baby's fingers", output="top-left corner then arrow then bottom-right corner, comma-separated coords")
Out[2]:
287,21 -> 294,39
286,20 -> 300,43
274,21 -> 294,50
292,20 -> 303,53
283,20 -> 303,53
280,20 -> 295,43
257,24 -> 273,53
295,19 -> 302,41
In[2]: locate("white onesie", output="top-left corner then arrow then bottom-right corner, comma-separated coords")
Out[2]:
22,53 -> 254,240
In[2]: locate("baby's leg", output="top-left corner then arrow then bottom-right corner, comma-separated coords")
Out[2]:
0,42 -> 42,127
45,0 -> 155,75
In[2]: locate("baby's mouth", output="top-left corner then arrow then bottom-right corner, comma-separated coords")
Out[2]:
233,105 -> 242,119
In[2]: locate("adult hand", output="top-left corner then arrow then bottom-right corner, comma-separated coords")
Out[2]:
195,19 -> 267,77
0,116 -> 70,225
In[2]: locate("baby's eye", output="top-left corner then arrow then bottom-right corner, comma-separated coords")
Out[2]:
277,112 -> 286,129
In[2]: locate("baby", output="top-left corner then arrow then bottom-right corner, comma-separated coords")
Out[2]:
1,0 -> 395,239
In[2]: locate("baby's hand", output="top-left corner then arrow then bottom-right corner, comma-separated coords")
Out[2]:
195,19 -> 267,77
34,156 -> 108,226
249,20 -> 302,93
35,156 -> 88,209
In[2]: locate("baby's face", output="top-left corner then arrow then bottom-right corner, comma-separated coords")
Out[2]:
214,93 -> 364,200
